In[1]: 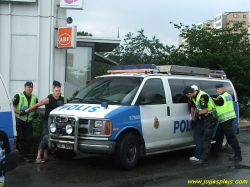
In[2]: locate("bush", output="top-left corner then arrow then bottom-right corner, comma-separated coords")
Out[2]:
30,113 -> 45,154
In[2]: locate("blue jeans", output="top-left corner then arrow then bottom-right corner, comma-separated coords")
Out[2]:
193,119 -> 205,159
38,120 -> 49,150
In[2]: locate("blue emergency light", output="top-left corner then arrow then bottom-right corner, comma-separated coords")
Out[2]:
108,64 -> 157,73
101,102 -> 109,109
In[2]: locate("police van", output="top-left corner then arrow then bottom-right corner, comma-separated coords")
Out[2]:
48,65 -> 239,170
0,74 -> 19,171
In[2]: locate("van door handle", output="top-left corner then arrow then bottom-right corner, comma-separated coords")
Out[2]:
167,106 -> 170,116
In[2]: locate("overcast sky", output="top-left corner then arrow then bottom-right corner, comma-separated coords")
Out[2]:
67,0 -> 250,47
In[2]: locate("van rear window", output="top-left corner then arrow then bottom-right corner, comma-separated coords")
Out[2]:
168,79 -> 235,104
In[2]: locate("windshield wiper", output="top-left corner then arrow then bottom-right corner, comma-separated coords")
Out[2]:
71,98 -> 84,103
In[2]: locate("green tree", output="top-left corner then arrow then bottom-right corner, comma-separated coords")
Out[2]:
107,29 -> 176,65
77,31 -> 93,36
172,21 -> 250,106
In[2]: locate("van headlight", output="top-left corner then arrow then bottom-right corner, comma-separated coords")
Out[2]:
94,120 -> 103,128
50,123 -> 56,133
65,124 -> 73,134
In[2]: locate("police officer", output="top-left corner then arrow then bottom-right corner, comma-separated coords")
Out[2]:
183,86 -> 217,166
25,80 -> 66,163
13,81 -> 39,163
211,84 -> 242,161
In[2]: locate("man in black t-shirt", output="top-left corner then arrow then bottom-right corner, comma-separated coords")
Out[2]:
0,130 -> 11,186
25,81 -> 66,164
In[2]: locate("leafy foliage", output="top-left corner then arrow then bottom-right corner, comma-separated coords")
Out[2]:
172,21 -> 250,106
67,90 -> 80,103
77,31 -> 93,36
106,24 -> 250,109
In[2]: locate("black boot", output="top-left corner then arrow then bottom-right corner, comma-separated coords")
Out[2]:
229,155 -> 242,161
193,160 -> 207,166
22,156 -> 31,163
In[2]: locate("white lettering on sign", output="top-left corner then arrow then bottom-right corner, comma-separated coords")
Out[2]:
129,115 -> 140,120
58,33 -> 71,46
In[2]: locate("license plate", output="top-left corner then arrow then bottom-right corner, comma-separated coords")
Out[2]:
57,143 -> 73,150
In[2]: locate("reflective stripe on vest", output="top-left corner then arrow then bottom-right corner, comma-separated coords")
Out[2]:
215,92 -> 236,123
15,92 -> 37,122
192,90 -> 215,116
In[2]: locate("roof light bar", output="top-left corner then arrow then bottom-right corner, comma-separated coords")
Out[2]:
108,64 -> 157,73
210,70 -> 227,79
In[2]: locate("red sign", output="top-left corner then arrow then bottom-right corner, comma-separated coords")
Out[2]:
57,26 -> 76,48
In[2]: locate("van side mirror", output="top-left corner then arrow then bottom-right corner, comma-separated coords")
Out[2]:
140,92 -> 155,105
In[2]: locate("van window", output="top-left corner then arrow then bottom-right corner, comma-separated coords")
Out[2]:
168,79 -> 188,103
168,79 -> 236,103
139,78 -> 166,104
200,81 -> 235,101
73,76 -> 143,105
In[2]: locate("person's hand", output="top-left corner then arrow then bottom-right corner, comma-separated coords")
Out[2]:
32,113 -> 39,119
191,120 -> 196,128
20,110 -> 26,116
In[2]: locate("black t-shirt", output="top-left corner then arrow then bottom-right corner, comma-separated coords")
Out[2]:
0,130 -> 11,184
44,95 -> 64,122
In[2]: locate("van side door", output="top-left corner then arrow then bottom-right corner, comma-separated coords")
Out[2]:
136,77 -> 171,151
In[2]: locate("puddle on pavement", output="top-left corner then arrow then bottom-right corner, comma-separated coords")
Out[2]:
132,175 -> 181,187
229,165 -> 250,169
36,166 -> 54,172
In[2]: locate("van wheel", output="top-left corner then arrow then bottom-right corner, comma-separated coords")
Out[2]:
114,133 -> 140,170
54,149 -> 76,160
221,136 -> 228,150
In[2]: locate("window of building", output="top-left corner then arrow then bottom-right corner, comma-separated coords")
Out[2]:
214,16 -> 221,21
216,22 -> 222,27
66,47 -> 92,88
243,21 -> 246,25
233,14 -> 239,18
233,21 -> 239,25
138,78 -> 166,105
243,15 -> 247,18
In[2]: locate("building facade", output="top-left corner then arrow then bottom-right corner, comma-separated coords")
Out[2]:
179,11 -> 250,47
0,0 -> 120,100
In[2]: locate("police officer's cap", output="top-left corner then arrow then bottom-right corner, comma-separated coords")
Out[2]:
24,81 -> 33,87
215,84 -> 224,89
183,86 -> 192,95
53,80 -> 61,87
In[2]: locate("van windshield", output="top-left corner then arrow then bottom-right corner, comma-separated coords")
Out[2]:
72,76 -> 143,105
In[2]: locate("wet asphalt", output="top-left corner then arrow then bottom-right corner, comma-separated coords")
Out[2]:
5,128 -> 250,187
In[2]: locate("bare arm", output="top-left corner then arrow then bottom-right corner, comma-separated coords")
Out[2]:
64,98 -> 67,104
190,107 -> 195,120
25,98 -> 49,113
198,108 -> 208,115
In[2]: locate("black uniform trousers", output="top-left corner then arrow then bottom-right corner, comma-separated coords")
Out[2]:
16,118 -> 33,158
213,119 -> 241,156
201,126 -> 213,162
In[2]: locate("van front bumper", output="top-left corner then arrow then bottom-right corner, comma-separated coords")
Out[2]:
50,139 -> 116,154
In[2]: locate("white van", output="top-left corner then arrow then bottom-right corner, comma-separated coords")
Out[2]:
48,65 -> 239,170
0,74 -> 19,171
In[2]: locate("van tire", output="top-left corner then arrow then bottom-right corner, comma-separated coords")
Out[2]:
54,148 -> 76,160
114,133 -> 140,170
